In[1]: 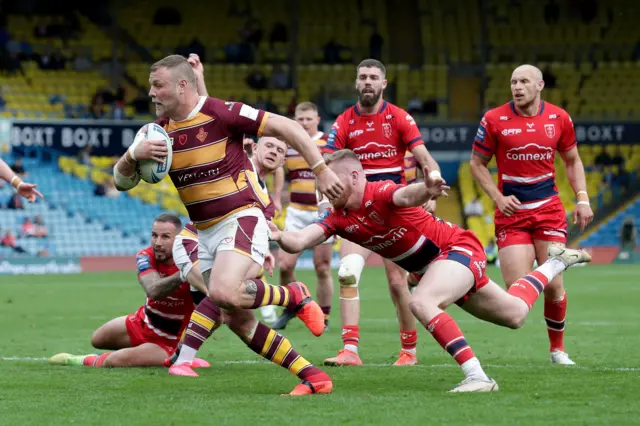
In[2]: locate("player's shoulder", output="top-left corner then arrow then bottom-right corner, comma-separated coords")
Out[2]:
482,102 -> 515,123
368,179 -> 398,194
200,96 -> 231,115
540,101 -> 572,121
385,102 -> 410,116
136,246 -> 153,258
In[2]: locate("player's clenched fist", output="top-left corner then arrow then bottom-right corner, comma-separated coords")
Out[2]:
316,167 -> 344,201
187,53 -> 204,77
496,194 -> 521,217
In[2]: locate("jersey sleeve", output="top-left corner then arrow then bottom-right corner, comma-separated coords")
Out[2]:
372,180 -> 404,206
398,111 -> 424,150
314,209 -> 338,238
472,114 -> 497,158
136,249 -> 156,278
557,113 -> 577,152
219,100 -> 269,137
323,115 -> 347,153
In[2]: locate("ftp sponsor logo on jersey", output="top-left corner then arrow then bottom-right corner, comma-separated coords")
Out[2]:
345,224 -> 359,233
506,144 -> 553,161
366,227 -> 408,252
500,116 -> 510,121
349,130 -> 364,138
365,200 -> 373,208
501,128 -> 522,136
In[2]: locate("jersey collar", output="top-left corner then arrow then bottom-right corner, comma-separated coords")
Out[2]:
354,101 -> 388,116
509,100 -> 545,117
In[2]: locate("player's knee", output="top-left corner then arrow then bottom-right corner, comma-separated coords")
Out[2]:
279,255 -> 296,274
338,253 -> 365,286
313,258 -> 331,279
208,285 -> 238,310
90,328 -> 109,349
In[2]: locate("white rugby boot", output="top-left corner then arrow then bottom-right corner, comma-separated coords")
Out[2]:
449,376 -> 499,393
551,350 -> 576,365
548,244 -> 592,268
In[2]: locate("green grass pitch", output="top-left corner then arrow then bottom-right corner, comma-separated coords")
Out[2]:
1,265 -> 639,425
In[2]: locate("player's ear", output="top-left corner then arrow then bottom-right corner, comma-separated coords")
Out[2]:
382,78 -> 388,89
537,79 -> 545,92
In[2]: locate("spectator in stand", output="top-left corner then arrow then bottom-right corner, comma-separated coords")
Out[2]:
407,96 -> 424,114
269,22 -> 288,49
1,230 -> 27,253
611,146 -> 625,171
77,146 -> 92,165
21,217 -> 36,237
247,68 -> 267,90
594,146 -> 612,171
34,215 -> 48,238
11,158 -> 27,177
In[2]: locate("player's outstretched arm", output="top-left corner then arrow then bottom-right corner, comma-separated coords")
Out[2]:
184,262 -> 208,295
469,152 -> 520,217
559,147 -> 593,231
0,158 -> 43,202
139,270 -> 184,301
268,221 -> 327,254
411,144 -> 443,182
261,114 -> 343,200
392,166 -> 450,207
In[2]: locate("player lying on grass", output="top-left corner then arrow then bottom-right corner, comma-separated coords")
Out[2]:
49,214 -> 209,368
268,149 -> 592,392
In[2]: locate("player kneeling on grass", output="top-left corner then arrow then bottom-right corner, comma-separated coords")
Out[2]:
49,214 -> 209,368
268,149 -> 591,392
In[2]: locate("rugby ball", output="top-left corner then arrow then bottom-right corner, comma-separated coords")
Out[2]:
132,123 -> 173,184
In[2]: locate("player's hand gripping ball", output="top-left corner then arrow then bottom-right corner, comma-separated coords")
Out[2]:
131,123 -> 173,184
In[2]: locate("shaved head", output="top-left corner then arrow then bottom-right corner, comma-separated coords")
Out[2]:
512,64 -> 543,82
510,64 -> 545,115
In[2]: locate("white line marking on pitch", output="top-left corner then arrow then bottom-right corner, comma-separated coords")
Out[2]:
2,357 -> 638,372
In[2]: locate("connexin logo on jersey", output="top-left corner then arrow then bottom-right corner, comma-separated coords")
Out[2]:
506,143 -> 554,161
353,142 -> 397,160
363,227 -> 408,252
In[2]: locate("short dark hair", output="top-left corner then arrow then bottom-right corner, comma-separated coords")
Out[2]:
154,213 -> 182,230
357,59 -> 386,76
150,55 -> 196,85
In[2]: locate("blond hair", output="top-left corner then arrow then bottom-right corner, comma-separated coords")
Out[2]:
150,55 -> 196,85
324,149 -> 362,169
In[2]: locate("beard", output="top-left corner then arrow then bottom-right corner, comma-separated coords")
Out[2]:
357,87 -> 382,107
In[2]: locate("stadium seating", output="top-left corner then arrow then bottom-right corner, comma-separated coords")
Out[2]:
0,154 -> 194,256
581,196 -> 640,247
0,156 -> 147,256
417,0 -> 482,64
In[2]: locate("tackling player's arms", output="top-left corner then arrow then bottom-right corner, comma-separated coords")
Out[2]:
270,222 -> 328,254
184,262 -> 208,295
391,168 -> 450,208
139,269 -> 183,301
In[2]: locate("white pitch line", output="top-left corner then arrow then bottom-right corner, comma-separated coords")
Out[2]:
222,359 -> 640,371
2,357 -> 638,372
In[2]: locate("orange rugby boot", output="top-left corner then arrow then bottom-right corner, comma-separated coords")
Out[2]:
287,281 -> 325,337
324,349 -> 363,366
282,372 -> 333,396
393,351 -> 418,366
168,363 -> 199,377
